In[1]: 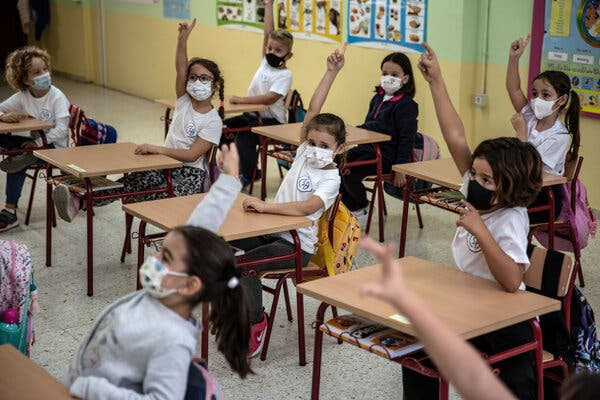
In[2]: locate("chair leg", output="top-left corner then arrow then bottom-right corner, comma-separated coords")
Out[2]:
415,201 -> 424,229
331,306 -> 342,344
120,213 -> 133,262
283,279 -> 293,322
260,276 -> 287,361
25,170 -> 38,226
277,162 -> 284,179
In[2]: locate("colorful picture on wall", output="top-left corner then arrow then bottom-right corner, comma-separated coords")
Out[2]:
217,0 -> 265,31
540,0 -> 600,116
346,0 -> 427,53
163,0 -> 190,19
276,0 -> 342,43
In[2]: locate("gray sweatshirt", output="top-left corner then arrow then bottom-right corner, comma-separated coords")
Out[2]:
63,173 -> 242,400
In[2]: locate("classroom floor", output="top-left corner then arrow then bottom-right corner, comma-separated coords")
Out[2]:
2,76 -> 599,399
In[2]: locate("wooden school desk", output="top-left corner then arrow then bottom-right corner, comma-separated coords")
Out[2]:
251,122 -> 391,236
0,344 -> 74,400
123,193 -> 312,364
34,142 -> 182,296
154,97 -> 270,137
393,158 -> 568,257
0,118 -> 54,154
297,257 -> 561,400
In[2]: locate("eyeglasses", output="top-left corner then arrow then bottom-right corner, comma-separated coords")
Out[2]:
188,74 -> 214,83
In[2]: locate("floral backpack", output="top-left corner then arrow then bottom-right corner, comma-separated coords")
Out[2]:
0,240 -> 39,356
570,286 -> 600,373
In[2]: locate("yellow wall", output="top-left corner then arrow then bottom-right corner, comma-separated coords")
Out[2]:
41,1 -> 600,207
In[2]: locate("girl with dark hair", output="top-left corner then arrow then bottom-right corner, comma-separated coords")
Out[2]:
404,43 -> 544,400
232,45 -> 348,358
63,143 -> 252,398
53,18 -> 225,222
341,51 -> 418,225
506,35 -> 581,223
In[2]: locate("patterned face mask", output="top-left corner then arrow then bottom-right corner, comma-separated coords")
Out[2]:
305,145 -> 335,169
139,256 -> 189,298
32,72 -> 51,91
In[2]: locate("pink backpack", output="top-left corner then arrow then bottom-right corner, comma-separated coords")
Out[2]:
534,179 -> 597,252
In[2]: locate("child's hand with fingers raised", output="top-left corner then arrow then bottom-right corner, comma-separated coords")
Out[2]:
417,43 -> 442,84
327,42 -> 348,72
219,143 -> 240,178
360,237 -> 406,304
510,112 -> 527,139
509,34 -> 530,59
178,18 -> 197,41
456,200 -> 487,238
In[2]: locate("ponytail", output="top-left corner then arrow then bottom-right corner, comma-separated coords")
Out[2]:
565,89 -> 580,161
172,225 -> 252,379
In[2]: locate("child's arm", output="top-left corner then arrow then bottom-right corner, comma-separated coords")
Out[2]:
303,43 -> 347,126
360,237 -> 517,400
243,195 -> 324,216
262,0 -> 275,56
456,201 -> 525,293
418,43 -> 472,175
187,143 -> 242,233
175,19 -> 196,99
0,94 -> 28,122
505,35 -> 530,113
229,92 -> 282,106
134,138 -> 213,163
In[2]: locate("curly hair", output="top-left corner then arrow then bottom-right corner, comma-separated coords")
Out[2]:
187,58 -> 225,120
5,46 -> 51,92
471,137 -> 542,208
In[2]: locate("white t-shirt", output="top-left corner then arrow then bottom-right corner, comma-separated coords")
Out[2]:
452,173 -> 530,290
275,142 -> 341,254
164,94 -> 223,170
0,85 -> 70,148
247,58 -> 292,123
521,104 -> 570,175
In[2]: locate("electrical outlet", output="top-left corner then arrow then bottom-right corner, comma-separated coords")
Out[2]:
473,93 -> 488,107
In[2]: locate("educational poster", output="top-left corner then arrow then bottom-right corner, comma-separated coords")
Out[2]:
347,0 -> 427,53
216,0 -> 266,31
541,0 -> 600,116
163,0 -> 190,19
276,0 -> 343,43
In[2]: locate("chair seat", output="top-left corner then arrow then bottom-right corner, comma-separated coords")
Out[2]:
51,175 -> 124,195
530,219 -> 566,228
363,174 -> 394,183
257,261 -> 322,279
319,313 -> 422,360
543,350 -> 555,363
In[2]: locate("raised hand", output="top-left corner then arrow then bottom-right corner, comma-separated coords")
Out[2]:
178,18 -> 197,41
509,35 -> 530,59
417,43 -> 442,84
218,143 -> 240,178
326,42 -> 348,72
360,237 -> 406,303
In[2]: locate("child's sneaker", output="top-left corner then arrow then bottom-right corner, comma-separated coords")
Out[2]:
248,313 -> 268,358
53,184 -> 80,222
0,209 -> 19,232
353,207 -> 369,230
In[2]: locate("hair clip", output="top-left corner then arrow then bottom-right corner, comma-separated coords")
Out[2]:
227,276 -> 239,289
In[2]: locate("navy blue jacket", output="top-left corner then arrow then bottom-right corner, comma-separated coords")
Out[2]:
357,89 -> 418,167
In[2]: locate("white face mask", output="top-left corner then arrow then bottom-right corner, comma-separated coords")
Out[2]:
32,72 -> 51,91
305,145 -> 335,169
530,97 -> 557,119
380,75 -> 403,95
139,256 -> 189,298
186,80 -> 213,101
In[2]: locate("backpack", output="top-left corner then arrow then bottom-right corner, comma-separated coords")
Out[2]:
310,202 -> 362,277
184,359 -> 222,400
0,240 -> 39,356
570,286 -> 600,373
384,132 -> 441,198
78,117 -> 118,146
534,179 -> 597,252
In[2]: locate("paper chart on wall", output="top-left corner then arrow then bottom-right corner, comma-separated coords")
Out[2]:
276,0 -> 343,43
163,0 -> 190,19
347,0 -> 427,53
541,0 -> 600,116
216,0 -> 266,32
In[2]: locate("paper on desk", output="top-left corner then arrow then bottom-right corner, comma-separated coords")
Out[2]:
389,314 -> 411,324
67,163 -> 86,172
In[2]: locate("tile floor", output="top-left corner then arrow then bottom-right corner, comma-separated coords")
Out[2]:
1,76 -> 598,399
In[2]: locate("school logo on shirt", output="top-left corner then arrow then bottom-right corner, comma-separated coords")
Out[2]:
184,122 -> 197,138
39,108 -> 52,121
466,233 -> 481,253
261,73 -> 270,82
297,176 -> 312,192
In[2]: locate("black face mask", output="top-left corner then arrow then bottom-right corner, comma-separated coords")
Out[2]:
466,179 -> 495,210
265,52 -> 287,68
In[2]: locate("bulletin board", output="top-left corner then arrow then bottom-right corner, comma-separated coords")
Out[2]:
530,0 -> 600,118
216,0 -> 266,31
347,0 -> 427,53
275,0 -> 343,43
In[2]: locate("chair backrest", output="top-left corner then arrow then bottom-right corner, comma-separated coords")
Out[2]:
564,156 -> 583,214
287,89 -> 306,123
68,104 -> 86,147
524,244 -> 575,299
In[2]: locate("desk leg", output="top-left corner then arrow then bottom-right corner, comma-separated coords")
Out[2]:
85,178 -> 94,297
136,220 -> 147,290
311,302 -> 330,400
260,136 -> 269,201
399,175 -> 413,258
201,302 -> 210,363
292,229 -> 306,366
45,164 -> 53,267
163,169 -> 174,198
